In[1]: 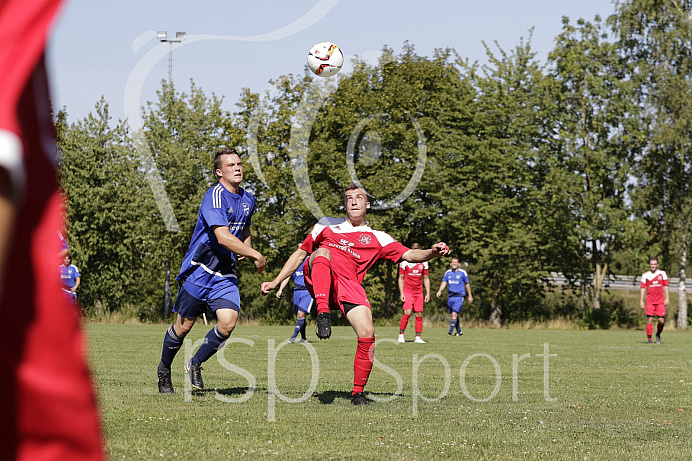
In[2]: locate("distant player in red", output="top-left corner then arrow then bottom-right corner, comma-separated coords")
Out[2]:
0,0 -> 103,458
640,256 -> 669,344
397,243 -> 430,344
261,183 -> 450,405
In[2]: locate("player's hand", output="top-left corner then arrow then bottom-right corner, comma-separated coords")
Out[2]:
468,294 -> 473,304
275,288 -> 283,298
254,254 -> 267,274
425,294 -> 430,303
431,242 -> 450,257
400,294 -> 406,302
261,281 -> 277,295
639,302 -> 645,310
436,291 -> 441,298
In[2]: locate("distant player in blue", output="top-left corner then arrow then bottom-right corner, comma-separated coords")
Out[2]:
436,257 -> 473,336
156,148 -> 267,394
277,245 -> 313,343
59,254 -> 80,305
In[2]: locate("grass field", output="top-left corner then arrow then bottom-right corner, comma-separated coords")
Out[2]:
88,323 -> 692,460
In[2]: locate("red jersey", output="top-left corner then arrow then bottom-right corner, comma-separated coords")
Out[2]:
640,270 -> 669,306
0,0 -> 103,459
301,217 -> 408,284
399,261 -> 429,293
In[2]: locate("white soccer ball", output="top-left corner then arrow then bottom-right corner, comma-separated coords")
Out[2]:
307,41 -> 344,78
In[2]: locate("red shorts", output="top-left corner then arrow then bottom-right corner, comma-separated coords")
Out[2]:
402,291 -> 424,312
645,304 -> 666,317
303,259 -> 370,315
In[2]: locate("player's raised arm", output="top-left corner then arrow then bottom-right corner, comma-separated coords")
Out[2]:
261,248 -> 309,295
402,242 -> 450,263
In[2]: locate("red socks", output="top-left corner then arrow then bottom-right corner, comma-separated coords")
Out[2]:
352,336 -> 375,395
311,255 -> 332,315
415,316 -> 423,336
399,314 -> 410,333
646,323 -> 653,340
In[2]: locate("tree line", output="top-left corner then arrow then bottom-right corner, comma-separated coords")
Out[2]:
57,0 -> 689,328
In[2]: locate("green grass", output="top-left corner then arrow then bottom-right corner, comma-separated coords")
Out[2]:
88,323 -> 692,460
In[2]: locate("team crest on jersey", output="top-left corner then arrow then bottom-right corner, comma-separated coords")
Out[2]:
243,203 -> 250,216
358,234 -> 371,245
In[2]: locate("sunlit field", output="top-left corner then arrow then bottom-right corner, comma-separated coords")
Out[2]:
89,324 -> 692,460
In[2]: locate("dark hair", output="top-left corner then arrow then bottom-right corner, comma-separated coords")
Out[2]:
214,148 -> 240,172
411,242 -> 421,250
648,256 -> 659,263
344,182 -> 365,194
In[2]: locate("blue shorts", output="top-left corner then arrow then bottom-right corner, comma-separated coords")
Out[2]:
447,296 -> 464,314
173,278 -> 240,319
293,289 -> 313,314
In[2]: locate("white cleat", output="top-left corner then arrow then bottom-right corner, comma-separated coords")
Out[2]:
398,334 -> 405,343
414,336 -> 426,344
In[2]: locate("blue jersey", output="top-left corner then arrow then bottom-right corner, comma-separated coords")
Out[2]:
176,183 -> 255,290
59,264 -> 80,289
292,259 -> 308,291
442,268 -> 468,297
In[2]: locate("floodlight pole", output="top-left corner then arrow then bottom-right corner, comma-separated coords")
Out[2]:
157,31 -> 186,86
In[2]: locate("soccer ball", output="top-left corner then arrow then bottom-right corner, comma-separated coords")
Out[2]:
307,41 -> 344,77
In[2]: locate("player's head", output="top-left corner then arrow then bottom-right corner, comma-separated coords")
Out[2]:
648,257 -> 659,271
343,183 -> 370,224
411,243 -> 421,250
450,257 -> 460,269
214,148 -> 243,184
63,254 -> 71,266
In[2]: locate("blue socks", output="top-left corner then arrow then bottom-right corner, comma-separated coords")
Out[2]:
292,318 -> 306,340
160,325 -> 183,371
193,325 -> 231,365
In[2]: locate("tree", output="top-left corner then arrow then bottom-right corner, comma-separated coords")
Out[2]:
548,16 -> 643,309
609,0 -> 692,328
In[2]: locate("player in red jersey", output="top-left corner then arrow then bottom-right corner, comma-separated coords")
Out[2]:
397,243 -> 430,344
261,183 -> 450,405
640,256 -> 669,344
0,0 -> 103,458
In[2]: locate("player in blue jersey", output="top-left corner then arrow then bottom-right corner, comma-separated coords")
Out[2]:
436,257 -> 473,336
156,148 -> 267,393
59,254 -> 80,305
277,245 -> 312,343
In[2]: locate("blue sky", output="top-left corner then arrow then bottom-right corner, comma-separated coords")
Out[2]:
48,0 -> 616,124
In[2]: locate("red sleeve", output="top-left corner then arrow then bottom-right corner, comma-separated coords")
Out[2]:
380,241 -> 409,264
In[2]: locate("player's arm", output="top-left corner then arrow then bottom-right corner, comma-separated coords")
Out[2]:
423,274 -> 430,302
640,287 -> 646,309
436,281 -> 447,298
664,285 -> 670,305
276,277 -> 290,298
465,282 -> 473,303
0,168 -> 15,296
261,248 -> 309,295
398,272 -> 406,302
401,242 -> 450,263
72,276 -> 81,292
213,225 -> 266,274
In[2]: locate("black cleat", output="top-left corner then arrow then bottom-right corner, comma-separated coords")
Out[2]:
316,312 -> 332,339
158,370 -> 174,394
351,392 -> 370,406
184,360 -> 204,390
455,331 -> 463,336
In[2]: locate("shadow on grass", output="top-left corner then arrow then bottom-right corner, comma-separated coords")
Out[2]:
314,390 -> 398,404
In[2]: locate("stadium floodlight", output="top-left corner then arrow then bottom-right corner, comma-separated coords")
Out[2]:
157,30 -> 187,85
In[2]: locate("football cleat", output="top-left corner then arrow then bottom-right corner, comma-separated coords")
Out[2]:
656,334 -> 662,344
184,360 -> 204,390
414,336 -> 426,344
157,371 -> 174,394
297,338 -> 308,343
351,392 -> 371,406
316,312 -> 332,339
288,337 -> 296,344
398,334 -> 405,343
455,331 -> 463,336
